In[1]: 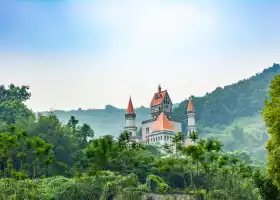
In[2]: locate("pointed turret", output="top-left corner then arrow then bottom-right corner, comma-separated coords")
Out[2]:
124,96 -> 137,138
187,96 -> 195,112
126,96 -> 135,114
187,96 -> 196,135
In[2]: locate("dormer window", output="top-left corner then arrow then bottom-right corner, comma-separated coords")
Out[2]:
155,94 -> 162,99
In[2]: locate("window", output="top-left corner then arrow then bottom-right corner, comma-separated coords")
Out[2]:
146,127 -> 150,134
154,106 -> 159,112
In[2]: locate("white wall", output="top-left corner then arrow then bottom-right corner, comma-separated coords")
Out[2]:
125,117 -> 136,127
125,116 -> 137,137
147,133 -> 174,146
141,121 -> 153,140
170,121 -> 182,133
188,113 -> 195,126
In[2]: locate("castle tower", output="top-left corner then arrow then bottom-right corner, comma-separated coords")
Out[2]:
124,96 -> 137,138
187,96 -> 196,135
150,85 -> 173,120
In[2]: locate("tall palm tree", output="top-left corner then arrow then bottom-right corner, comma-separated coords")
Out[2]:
184,144 -> 204,198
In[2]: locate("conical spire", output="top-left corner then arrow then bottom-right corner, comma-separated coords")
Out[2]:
126,96 -> 135,114
187,96 -> 195,111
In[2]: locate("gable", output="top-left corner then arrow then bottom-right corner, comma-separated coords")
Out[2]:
150,90 -> 167,106
163,92 -> 173,105
152,112 -> 175,132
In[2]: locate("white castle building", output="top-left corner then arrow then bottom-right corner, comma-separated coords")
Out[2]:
124,85 -> 196,146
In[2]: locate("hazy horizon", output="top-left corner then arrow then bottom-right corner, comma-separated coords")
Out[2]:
1,0 -> 279,111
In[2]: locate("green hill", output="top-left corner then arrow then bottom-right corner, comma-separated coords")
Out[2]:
171,63 -> 280,160
173,63 -> 280,127
43,63 -> 280,160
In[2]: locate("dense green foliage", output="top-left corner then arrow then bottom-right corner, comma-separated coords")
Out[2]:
172,64 -> 280,161
262,71 -> 280,191
1,68 -> 280,200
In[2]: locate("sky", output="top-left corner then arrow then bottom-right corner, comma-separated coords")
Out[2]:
0,0 -> 279,111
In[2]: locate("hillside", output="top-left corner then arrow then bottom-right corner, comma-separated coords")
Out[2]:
171,63 -> 280,160
45,64 -> 279,135
42,64 -> 280,160
173,63 -> 280,127
44,105 -> 150,137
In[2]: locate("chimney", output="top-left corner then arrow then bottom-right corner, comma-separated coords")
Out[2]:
158,84 -> 161,93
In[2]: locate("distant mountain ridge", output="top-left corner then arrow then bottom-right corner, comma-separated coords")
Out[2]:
43,64 -> 280,138
41,105 -> 150,136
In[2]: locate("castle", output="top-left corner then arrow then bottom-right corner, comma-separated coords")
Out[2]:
124,85 -> 196,146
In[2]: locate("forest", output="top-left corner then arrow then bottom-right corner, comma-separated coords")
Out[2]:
1,64 -> 280,199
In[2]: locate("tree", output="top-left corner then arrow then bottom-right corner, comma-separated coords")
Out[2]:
28,113 -> 78,176
0,84 -> 31,102
183,144 -> 204,197
252,168 -> 280,200
189,131 -> 198,143
172,132 -> 184,156
0,84 -> 33,125
0,124 -> 18,177
77,123 -> 94,147
67,116 -> 79,134
262,73 -> 280,189
85,135 -> 114,171
0,124 -> 53,179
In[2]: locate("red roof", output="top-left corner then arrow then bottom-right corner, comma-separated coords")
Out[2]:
126,97 -> 135,114
150,90 -> 167,106
187,97 -> 195,111
152,112 -> 175,132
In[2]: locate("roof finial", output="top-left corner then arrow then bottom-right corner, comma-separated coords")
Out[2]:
158,84 -> 161,93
